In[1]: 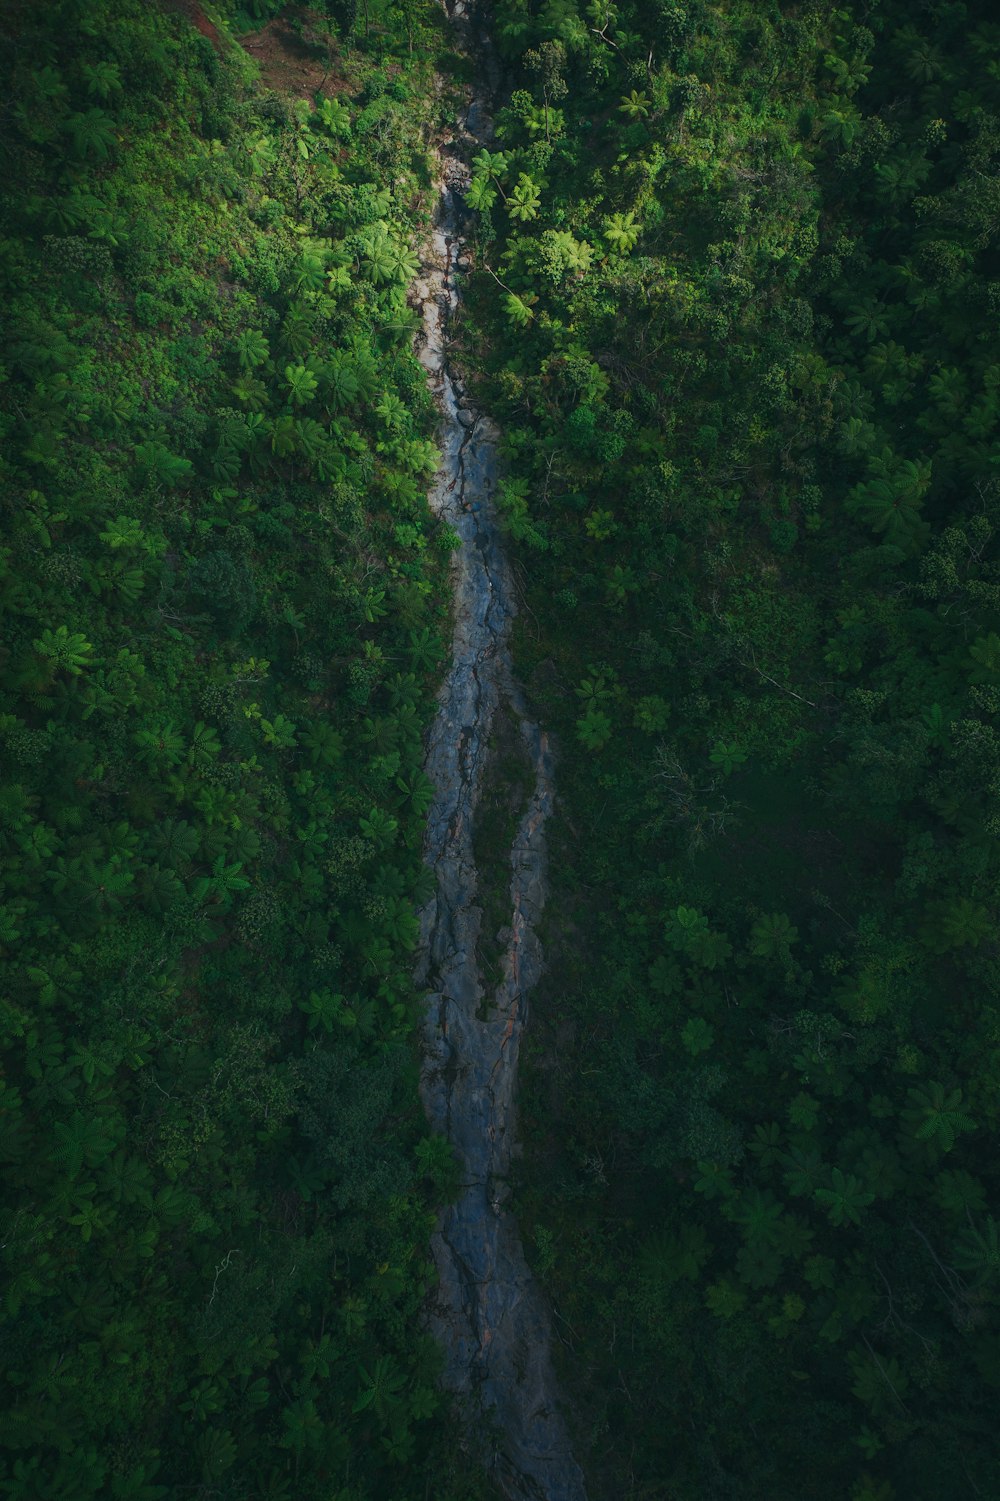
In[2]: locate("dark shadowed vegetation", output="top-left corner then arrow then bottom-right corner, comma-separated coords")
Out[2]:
458,0 -> 1000,1496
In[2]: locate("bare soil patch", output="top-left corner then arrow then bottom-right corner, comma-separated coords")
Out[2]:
162,0 -> 223,51
241,7 -> 355,101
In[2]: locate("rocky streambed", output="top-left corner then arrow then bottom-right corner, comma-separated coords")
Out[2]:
412,4 -> 588,1499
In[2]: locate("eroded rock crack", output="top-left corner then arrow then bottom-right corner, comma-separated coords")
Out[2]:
412,4 -> 588,1499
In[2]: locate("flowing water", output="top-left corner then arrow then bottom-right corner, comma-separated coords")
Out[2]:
412,4 -> 588,1498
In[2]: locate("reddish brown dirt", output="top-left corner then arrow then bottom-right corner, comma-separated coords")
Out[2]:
162,0 -> 223,51
241,8 -> 355,101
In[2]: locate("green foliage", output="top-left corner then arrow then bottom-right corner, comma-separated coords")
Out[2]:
467,0 -> 1000,1496
508,173 -> 542,223
10,0 -> 1000,1494
0,2 -> 476,1498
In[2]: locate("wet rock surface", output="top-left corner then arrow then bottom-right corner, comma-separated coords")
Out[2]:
412,5 -> 588,1499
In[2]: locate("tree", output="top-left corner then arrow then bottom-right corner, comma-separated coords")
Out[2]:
471,148 -> 510,203
709,741 -> 747,774
260,713 -> 297,749
134,441 -> 193,487
750,912 -> 799,957
322,355 -> 360,410
681,1017 -> 714,1055
466,175 -> 497,212
508,174 -> 542,222
603,211 -> 640,254
731,1188 -> 785,1247
298,990 -> 346,1033
33,626 -> 93,678
576,707 -> 612,750
280,1398 -> 323,1455
902,1083 -> 976,1152
49,1113 -> 117,1178
967,634 -> 1000,683
924,897 -> 993,951
846,450 -> 930,547
235,329 -> 269,369
814,1167 -> 874,1227
285,364 -> 318,406
67,108 -> 117,161
314,97 -> 351,136
359,807 -> 398,850
80,61 -> 122,100
619,89 -> 651,120
953,1216 -> 1000,1286
353,1355 -> 407,1419
504,291 -> 536,327
819,101 -> 860,148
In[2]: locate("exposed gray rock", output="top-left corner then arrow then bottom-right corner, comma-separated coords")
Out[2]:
411,5 -> 588,1499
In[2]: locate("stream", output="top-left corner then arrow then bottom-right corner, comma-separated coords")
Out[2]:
412,4 -> 588,1499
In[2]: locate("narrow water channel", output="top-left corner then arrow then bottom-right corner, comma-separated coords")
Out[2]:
412,4 -> 588,1498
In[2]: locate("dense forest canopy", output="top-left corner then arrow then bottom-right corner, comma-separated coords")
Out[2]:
2,0 -> 1000,1497
0,1 -> 489,1497
462,0 -> 1000,1496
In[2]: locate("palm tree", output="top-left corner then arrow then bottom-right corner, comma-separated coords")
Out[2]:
750,911 -> 799,957
315,97 -> 351,136
603,211 -> 640,254
847,450 -> 930,546
150,817 -> 199,864
576,708 -> 612,750
508,173 -> 542,223
953,1216 -> 1000,1286
80,61 -> 122,100
260,713 -> 297,749
298,989 -> 345,1032
33,626 -> 93,678
235,329 -> 269,369
281,305 -> 313,356
49,1112 -> 117,1178
472,147 -> 510,178
814,1166 -> 874,1226
138,864 -> 183,914
709,741 -> 747,775
231,374 -> 267,410
135,722 -> 185,769
465,175 -> 497,212
818,100 -> 860,148
321,355 -> 360,411
845,297 -> 891,343
385,241 -> 419,284
902,1082 -> 977,1152
291,416 -> 331,475
925,896 -> 993,950
186,721 -> 221,767
285,364 -> 318,406
268,414 -> 298,457
352,1355 -> 407,1419
67,108 -> 117,161
967,634 -> 1000,682
824,48 -> 870,95
731,1188 -> 784,1247
359,807 -> 398,850
504,291 -> 536,327
407,628 -> 442,671
928,365 -> 966,415
782,1146 -> 825,1198
619,89 -> 651,120
302,722 -> 344,766
897,27 -> 943,83
133,440 -> 192,487
358,225 -> 398,284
